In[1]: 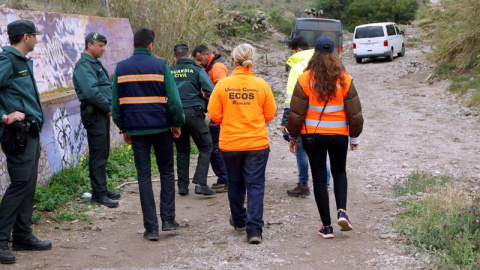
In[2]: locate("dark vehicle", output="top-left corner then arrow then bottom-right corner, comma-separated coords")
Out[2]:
284,18 -> 343,71
285,18 -> 343,54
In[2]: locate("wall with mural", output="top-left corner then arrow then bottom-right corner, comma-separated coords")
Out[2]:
0,8 -> 133,197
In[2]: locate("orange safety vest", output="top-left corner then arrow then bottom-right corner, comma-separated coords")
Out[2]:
297,71 -> 352,136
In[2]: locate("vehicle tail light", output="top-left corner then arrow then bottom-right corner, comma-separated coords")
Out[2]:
352,43 -> 356,49
384,40 -> 388,47
338,45 -> 343,54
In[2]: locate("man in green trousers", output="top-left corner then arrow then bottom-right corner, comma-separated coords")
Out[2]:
73,32 -> 120,208
0,19 -> 52,265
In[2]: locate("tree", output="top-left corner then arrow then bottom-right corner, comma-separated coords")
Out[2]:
315,0 -> 353,20
344,0 -> 418,28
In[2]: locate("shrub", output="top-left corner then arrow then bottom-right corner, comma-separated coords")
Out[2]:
110,0 -> 221,65
419,0 -> 480,72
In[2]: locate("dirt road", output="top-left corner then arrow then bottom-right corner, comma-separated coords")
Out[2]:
4,27 -> 479,270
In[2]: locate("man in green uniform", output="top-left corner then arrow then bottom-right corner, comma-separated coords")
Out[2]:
0,19 -> 52,265
171,44 -> 216,196
73,32 -> 119,208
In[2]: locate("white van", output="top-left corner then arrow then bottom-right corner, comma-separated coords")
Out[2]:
352,22 -> 405,63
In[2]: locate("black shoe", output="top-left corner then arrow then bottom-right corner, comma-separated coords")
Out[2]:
107,190 -> 121,200
91,196 -> 119,208
12,236 -> 52,251
247,235 -> 262,244
229,216 -> 246,232
194,184 -> 216,196
162,220 -> 180,231
143,229 -> 159,241
178,186 -> 189,196
0,243 -> 15,264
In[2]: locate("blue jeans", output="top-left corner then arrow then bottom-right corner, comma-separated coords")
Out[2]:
297,138 -> 330,187
209,123 -> 228,185
222,148 -> 270,236
131,132 -> 176,231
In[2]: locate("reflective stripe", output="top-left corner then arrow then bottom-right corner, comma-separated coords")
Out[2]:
285,93 -> 292,99
118,74 -> 165,83
119,96 -> 168,105
305,119 -> 347,128
285,103 -> 290,109
308,104 -> 344,113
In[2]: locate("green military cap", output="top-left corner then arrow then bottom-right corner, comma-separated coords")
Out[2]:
7,19 -> 43,37
86,32 -> 107,44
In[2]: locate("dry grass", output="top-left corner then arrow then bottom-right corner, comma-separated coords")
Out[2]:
110,0 -> 220,64
2,0 -> 222,64
420,0 -> 480,72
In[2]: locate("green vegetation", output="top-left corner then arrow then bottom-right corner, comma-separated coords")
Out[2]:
419,0 -> 480,105
393,171 -> 449,197
394,172 -> 480,269
33,144 -> 144,222
312,0 -> 417,31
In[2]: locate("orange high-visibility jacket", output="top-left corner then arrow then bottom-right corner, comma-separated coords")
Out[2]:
207,66 -> 277,152
298,71 -> 352,136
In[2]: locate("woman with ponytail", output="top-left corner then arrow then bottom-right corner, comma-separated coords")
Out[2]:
208,43 -> 277,244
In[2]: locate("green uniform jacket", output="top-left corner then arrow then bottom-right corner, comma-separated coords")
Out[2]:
0,46 -> 44,141
170,58 -> 213,110
72,53 -> 112,113
111,48 -> 185,136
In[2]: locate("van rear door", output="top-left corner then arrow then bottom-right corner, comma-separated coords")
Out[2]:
293,19 -> 343,54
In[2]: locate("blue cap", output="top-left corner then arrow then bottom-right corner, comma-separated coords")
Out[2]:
314,36 -> 334,52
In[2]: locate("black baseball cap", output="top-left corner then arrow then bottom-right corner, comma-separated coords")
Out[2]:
314,36 -> 335,53
7,20 -> 43,37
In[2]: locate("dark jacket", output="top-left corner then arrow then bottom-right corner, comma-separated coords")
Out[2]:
73,53 -> 112,113
287,81 -> 363,139
170,58 -> 213,109
112,48 -> 185,136
0,47 -> 44,140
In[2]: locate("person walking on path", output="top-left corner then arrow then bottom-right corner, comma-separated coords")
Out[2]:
0,19 -> 52,264
112,28 -> 185,241
171,43 -> 216,196
280,36 -> 331,198
192,44 -> 229,193
73,31 -> 120,208
208,43 -> 277,244
287,36 -> 363,239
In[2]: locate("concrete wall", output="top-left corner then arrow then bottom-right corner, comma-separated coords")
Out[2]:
0,8 -> 134,197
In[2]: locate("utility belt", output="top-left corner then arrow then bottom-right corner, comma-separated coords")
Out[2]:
1,117 -> 40,155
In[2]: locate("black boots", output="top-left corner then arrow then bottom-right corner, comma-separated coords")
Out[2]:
0,242 -> 14,264
12,236 -> 52,251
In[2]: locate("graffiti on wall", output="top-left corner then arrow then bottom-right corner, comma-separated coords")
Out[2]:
0,8 -> 133,197
0,8 -> 133,93
52,107 -> 87,168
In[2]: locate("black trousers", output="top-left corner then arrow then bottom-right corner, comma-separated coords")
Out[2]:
175,107 -> 212,188
81,109 -> 110,198
0,134 -> 40,242
131,132 -> 176,231
302,134 -> 349,226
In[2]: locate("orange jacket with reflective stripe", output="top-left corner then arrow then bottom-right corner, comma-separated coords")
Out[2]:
207,66 -> 277,152
297,71 -> 352,136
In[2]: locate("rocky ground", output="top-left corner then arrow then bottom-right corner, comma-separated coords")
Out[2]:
4,25 -> 480,270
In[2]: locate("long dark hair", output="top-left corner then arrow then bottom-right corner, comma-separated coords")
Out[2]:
305,51 -> 346,101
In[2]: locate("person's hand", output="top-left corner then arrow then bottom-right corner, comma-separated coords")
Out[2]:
6,111 -> 25,124
280,125 -> 286,133
123,132 -> 132,145
350,144 -> 359,151
289,141 -> 297,154
172,127 -> 181,139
